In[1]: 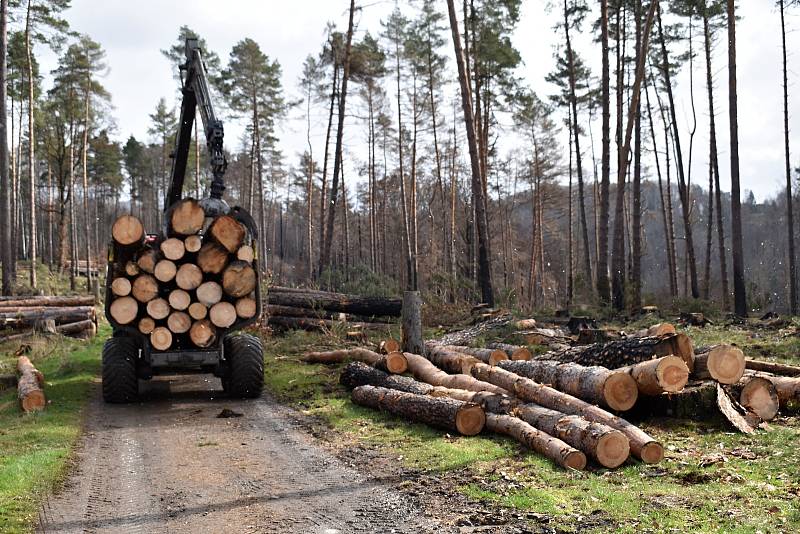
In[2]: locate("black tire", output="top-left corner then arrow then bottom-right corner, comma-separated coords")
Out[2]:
102,337 -> 139,403
224,333 -> 264,398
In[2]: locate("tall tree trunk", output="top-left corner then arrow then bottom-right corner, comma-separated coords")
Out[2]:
780,0 -> 797,315
410,71 -> 419,290
447,0 -> 494,306
305,78 -> 314,279
563,0 -> 593,286
82,77 -> 92,292
47,162 -> 53,267
597,0 -> 611,302
631,0 -> 646,309
657,3 -> 699,298
69,134 -> 77,290
567,109 -> 574,304
318,60 -> 338,272
319,0 -> 355,276
24,1 -> 36,288
727,0 -> 747,317
0,0 -> 9,295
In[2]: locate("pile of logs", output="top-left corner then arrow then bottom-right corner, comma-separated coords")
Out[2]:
301,322 -> 800,470
266,286 -> 401,332
0,295 -> 97,342
106,200 -> 258,351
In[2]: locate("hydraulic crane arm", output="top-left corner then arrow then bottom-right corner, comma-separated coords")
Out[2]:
167,38 -> 227,213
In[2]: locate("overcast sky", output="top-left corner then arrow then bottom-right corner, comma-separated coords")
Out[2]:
33,0 -> 800,202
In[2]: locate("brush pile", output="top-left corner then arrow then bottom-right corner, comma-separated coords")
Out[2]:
302,320 -> 800,470
106,199 -> 259,351
0,295 -> 97,342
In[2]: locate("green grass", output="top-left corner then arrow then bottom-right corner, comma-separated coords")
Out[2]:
260,325 -> 800,533
0,325 -> 107,534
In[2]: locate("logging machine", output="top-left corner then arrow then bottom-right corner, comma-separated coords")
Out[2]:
101,38 -> 265,402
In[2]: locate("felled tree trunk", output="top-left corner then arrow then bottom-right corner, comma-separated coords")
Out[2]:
424,343 -> 483,374
339,361 -> 433,395
0,296 -> 95,308
498,359 -> 638,412
728,376 -> 779,421
268,316 -> 389,332
428,387 -> 519,415
514,404 -> 630,468
404,352 -> 507,395
693,345 -> 745,384
539,333 -> 695,372
302,348 -> 408,374
17,356 -> 45,412
488,342 -> 532,361
485,414 -> 586,470
745,359 -> 800,377
428,342 -> 508,365
631,323 -> 676,338
435,315 -> 512,346
469,362 -> 663,463
618,356 -> 689,395
0,306 -> 96,327
268,286 -> 402,316
744,370 -> 800,406
351,385 -> 485,436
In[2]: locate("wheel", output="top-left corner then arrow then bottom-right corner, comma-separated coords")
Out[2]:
102,337 -> 139,403
223,333 -> 264,398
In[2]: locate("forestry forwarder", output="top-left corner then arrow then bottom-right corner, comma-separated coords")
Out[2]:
101,38 -> 264,402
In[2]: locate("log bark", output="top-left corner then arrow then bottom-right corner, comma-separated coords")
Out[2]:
729,376 -> 780,420
169,198 -> 205,236
0,296 -> 95,308
167,311 -> 192,334
693,345 -> 745,384
168,289 -> 191,311
150,326 -> 172,351
138,317 -> 155,334
423,343 -> 484,374
744,370 -> 800,406
469,362 -> 663,463
184,235 -> 202,253
197,242 -> 229,274
404,352 -> 507,395
428,387 -> 519,415
0,306 -> 95,326
351,385 -> 485,436
237,245 -> 255,262
488,342 -> 531,361
111,214 -> 144,248
0,319 -> 96,343
222,261 -> 257,298
188,302 -> 208,320
267,286 -> 402,316
17,355 -> 45,412
516,328 -> 573,347
131,274 -> 159,303
111,277 -> 132,297
485,414 -> 586,470
109,297 -> 138,325
267,316 -> 389,331
540,333 -> 695,371
189,319 -> 216,348
160,237 -> 185,261
207,215 -> 246,252
339,361 -> 433,395
235,297 -> 257,319
514,404 -> 630,468
431,343 -> 508,366
209,302 -> 237,328
745,359 -> 800,377
401,291 -> 423,354
436,315 -> 512,346
302,348 -> 408,374
146,298 -> 170,320
499,359 -> 639,411
619,356 -> 689,395
176,263 -> 203,291
196,281 -> 223,306
154,259 -> 177,283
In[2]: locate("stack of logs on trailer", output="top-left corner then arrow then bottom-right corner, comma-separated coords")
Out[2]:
301,321 -> 800,470
266,286 -> 401,331
107,199 -> 258,351
0,295 -> 97,342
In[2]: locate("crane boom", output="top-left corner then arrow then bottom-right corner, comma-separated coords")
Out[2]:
167,38 -> 227,213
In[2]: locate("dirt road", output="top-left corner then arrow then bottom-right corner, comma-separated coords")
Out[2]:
42,374 -> 440,534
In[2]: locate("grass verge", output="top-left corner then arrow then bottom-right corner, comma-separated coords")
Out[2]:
0,325 -> 107,534
260,325 -> 800,533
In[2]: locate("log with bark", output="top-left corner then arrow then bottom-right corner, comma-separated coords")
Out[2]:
302,348 -> 408,374
423,343 -> 484,374
340,361 -> 434,395
468,362 -> 663,463
514,404 -> 630,468
0,319 -> 96,343
498,359 -> 639,411
618,356 -> 689,396
268,316 -> 390,332
0,306 -> 96,328
351,385 -> 486,436
728,376 -> 780,420
485,414 -> 587,470
267,286 -> 402,317
428,386 -> 519,415
404,352 -> 508,395
744,371 -> 800,406
631,323 -> 676,338
488,342 -> 532,361
17,356 -> 46,412
428,342 -> 508,365
0,296 -> 95,308
514,328 -> 572,347
539,334 -> 695,372
745,359 -> 800,377
693,345 -> 746,384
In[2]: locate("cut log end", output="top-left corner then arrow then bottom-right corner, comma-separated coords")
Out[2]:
109,296 -> 138,325
222,261 -> 257,298
563,451 -> 588,471
208,215 -> 246,252
151,327 -> 173,351
455,404 -> 486,436
603,373 -> 639,412
112,214 -> 144,246
236,245 -> 255,262
146,298 -> 170,320
185,235 -> 202,253
189,302 -> 209,320
170,198 -> 205,235
656,356 -> 690,393
131,274 -> 159,303
197,242 -> 230,274
706,345 -> 746,384
168,311 -> 192,334
640,441 -> 665,464
511,347 -> 532,361
380,338 -> 400,354
176,263 -> 203,291
138,317 -> 155,335
190,320 -> 217,348
168,289 -> 191,311
209,302 -> 237,328
596,430 -> 631,469
160,238 -> 186,261
197,281 -> 223,306
384,351 -> 408,374
111,277 -> 132,297
739,377 -> 779,421
154,260 -> 177,283
20,390 -> 46,412
489,349 -> 509,366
